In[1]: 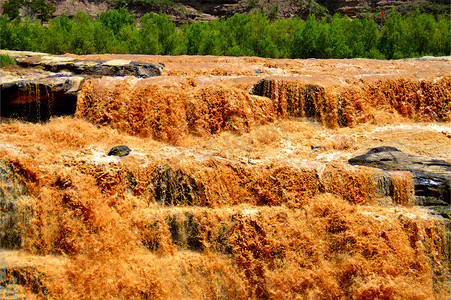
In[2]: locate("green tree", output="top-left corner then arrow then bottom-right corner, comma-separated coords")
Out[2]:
195,20 -> 225,56
138,13 -> 164,54
360,17 -> 381,58
0,16 -> 13,48
70,12 -> 96,54
92,21 -> 115,53
2,0 -> 24,20
119,24 -> 140,53
346,17 -> 367,57
430,14 -> 451,56
6,17 -> 43,51
45,14 -> 74,54
406,11 -> 436,56
182,21 -> 205,55
97,8 -> 136,36
324,14 -> 351,58
268,18 -> 298,58
0,54 -> 17,67
291,15 -> 321,58
139,13 -> 185,55
222,13 -> 253,56
30,0 -> 56,24
244,12 -> 278,57
379,11 -> 412,59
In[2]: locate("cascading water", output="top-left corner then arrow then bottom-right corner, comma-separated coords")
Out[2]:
0,54 -> 450,299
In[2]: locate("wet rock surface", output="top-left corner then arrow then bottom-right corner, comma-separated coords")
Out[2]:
1,74 -> 82,122
349,146 -> 451,206
0,266 -> 44,295
0,160 -> 31,249
107,145 -> 132,157
0,51 -> 450,298
6,50 -> 163,78
0,50 -> 163,122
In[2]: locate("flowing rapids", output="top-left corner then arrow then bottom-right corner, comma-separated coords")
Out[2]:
0,54 -> 450,299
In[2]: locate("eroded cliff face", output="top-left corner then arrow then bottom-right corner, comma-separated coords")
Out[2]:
318,0 -> 423,16
0,0 -> 441,24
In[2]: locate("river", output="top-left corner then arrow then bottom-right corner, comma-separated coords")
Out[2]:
0,54 -> 450,299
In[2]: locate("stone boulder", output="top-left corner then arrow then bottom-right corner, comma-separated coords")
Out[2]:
15,55 -> 163,78
1,73 -> 83,122
348,146 -> 451,206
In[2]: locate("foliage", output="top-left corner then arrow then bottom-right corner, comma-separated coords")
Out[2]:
1,0 -> 24,20
395,0 -> 450,17
0,54 -> 17,67
0,9 -> 449,59
1,0 -> 55,23
30,0 -> 56,23
98,8 -> 136,35
139,12 -> 185,55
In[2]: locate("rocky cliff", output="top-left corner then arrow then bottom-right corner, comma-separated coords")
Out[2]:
1,0 -> 448,24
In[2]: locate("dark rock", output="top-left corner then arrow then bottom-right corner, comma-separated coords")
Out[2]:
427,206 -> 451,220
1,76 -> 81,122
107,145 -> 132,157
364,146 -> 401,154
149,165 -> 207,206
0,160 -> 31,249
311,145 -> 324,150
0,266 -> 45,294
0,51 -> 164,123
167,212 -> 204,251
16,56 -> 163,78
349,147 -> 451,205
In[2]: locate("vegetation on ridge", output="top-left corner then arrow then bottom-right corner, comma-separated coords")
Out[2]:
0,9 -> 449,59
0,54 -> 17,67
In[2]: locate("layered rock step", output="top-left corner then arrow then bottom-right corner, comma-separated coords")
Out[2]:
349,146 -> 451,206
0,50 -> 163,122
2,51 -> 450,128
250,77 -> 451,127
3,50 -> 163,78
73,75 -> 451,145
1,203 -> 449,299
1,146 -> 450,297
0,154 -> 417,250
1,51 -> 450,298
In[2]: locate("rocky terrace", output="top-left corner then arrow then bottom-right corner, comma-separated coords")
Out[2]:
0,50 -> 450,299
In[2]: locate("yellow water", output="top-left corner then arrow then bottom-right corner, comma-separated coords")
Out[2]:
1,55 -> 450,299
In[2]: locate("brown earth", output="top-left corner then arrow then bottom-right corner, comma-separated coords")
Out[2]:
0,54 -> 450,299
0,0 -> 440,24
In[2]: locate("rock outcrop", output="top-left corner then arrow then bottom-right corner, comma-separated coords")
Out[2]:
349,146 -> 451,206
1,51 -> 450,298
15,55 -> 163,78
0,50 -> 163,122
1,74 -> 82,122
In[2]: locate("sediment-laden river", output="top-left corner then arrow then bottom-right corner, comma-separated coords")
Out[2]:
1,53 -> 450,299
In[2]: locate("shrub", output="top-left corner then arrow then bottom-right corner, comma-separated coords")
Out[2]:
0,54 -> 17,67
1,0 -> 24,20
0,9 -> 449,59
98,7 -> 136,36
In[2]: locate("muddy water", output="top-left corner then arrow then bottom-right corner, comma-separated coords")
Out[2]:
1,55 -> 450,299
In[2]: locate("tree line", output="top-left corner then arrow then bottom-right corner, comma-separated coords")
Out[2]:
0,8 -> 449,59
